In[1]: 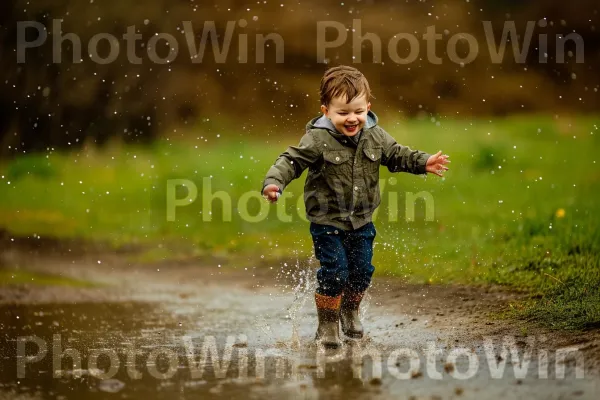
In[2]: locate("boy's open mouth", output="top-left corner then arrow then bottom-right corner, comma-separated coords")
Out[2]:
344,124 -> 359,133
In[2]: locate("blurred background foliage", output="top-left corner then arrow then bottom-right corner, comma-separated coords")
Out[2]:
0,0 -> 598,156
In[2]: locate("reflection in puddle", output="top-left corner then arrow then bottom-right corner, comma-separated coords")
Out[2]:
0,290 -> 596,399
0,300 -> 382,399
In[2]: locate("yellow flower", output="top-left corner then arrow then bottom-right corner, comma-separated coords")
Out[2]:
555,208 -> 566,218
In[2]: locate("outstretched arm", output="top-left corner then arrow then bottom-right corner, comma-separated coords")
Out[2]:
381,130 -> 431,174
381,130 -> 450,177
262,131 -> 321,202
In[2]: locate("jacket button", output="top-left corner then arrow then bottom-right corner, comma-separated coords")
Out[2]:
371,154 -> 375,159
335,156 -> 340,161
354,186 -> 359,191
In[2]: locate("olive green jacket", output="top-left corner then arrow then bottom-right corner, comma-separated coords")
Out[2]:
262,111 -> 430,231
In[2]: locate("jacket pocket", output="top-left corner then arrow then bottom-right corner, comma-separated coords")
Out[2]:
362,146 -> 382,173
323,150 -> 352,177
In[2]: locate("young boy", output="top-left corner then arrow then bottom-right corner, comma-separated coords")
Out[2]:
261,66 -> 449,348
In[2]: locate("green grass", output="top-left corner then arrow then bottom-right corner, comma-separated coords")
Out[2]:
0,268 -> 97,287
0,114 -> 599,329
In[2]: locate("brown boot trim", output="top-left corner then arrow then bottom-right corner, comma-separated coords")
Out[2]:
315,293 -> 342,310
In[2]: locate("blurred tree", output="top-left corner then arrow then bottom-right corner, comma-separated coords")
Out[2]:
0,0 -> 597,157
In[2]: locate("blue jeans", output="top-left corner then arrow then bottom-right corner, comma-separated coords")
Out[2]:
310,222 -> 376,297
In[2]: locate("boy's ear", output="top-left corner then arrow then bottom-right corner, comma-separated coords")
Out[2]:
367,102 -> 371,111
320,104 -> 328,116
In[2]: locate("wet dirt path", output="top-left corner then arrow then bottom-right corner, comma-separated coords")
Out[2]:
0,253 -> 599,399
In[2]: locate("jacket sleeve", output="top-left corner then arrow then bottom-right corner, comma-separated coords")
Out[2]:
380,129 -> 430,175
262,131 -> 321,193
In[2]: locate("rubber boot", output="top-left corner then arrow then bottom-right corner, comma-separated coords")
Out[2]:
340,291 -> 364,339
314,293 -> 342,348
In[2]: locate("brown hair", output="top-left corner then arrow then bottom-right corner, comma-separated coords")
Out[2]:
319,65 -> 372,106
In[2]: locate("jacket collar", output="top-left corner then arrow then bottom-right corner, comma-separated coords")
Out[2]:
307,110 -> 378,147
309,110 -> 378,133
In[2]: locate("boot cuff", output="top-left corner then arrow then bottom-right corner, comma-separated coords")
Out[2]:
315,293 -> 342,310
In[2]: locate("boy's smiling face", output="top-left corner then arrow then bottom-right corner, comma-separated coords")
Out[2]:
321,94 -> 371,137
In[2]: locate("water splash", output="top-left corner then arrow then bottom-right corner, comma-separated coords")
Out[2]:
255,314 -> 277,343
286,257 -> 317,349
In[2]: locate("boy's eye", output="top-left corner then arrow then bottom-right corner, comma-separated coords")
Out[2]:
338,112 -> 348,115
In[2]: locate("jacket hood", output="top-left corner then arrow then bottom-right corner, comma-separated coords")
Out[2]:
306,110 -> 379,137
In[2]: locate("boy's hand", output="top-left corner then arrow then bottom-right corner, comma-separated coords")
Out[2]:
262,184 -> 281,203
426,151 -> 450,177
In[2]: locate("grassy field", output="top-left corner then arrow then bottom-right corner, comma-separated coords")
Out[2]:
1,114 -> 599,329
0,269 -> 96,288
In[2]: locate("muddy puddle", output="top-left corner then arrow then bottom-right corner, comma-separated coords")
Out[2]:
1,297 -> 598,398
0,259 -> 598,399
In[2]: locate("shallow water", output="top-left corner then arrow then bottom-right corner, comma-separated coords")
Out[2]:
0,272 -> 598,400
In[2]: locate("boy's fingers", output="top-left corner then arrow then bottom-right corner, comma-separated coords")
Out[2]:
263,187 -> 279,202
269,191 -> 282,202
427,152 -> 442,165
